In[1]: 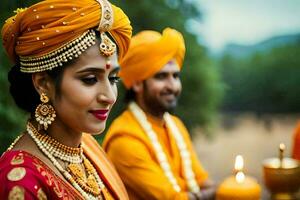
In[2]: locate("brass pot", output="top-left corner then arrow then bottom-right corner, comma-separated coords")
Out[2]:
263,144 -> 300,200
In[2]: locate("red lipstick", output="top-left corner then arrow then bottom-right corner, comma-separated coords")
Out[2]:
89,109 -> 109,121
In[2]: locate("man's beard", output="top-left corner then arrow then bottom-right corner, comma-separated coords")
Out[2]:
142,86 -> 179,115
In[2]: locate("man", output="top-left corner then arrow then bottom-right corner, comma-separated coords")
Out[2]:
103,28 -> 216,200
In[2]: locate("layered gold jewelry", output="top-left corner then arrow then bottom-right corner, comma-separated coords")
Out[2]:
29,123 -> 82,163
27,122 -> 105,200
35,93 -> 56,130
19,0 -> 115,73
129,102 -> 200,193
20,30 -> 97,73
20,29 -> 116,73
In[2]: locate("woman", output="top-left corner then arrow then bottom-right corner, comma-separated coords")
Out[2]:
0,0 -> 131,199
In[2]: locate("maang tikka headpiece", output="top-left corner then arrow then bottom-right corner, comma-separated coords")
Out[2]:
96,0 -> 116,69
19,0 -> 116,72
99,33 -> 116,69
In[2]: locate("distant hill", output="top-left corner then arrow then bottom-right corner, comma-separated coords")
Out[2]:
222,33 -> 300,58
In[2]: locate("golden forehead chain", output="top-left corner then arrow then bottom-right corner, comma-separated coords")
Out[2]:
20,30 -> 96,73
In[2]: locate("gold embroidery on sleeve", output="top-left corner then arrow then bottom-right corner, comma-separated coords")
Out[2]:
7,167 -> 26,182
8,185 -> 25,200
33,161 -> 64,198
37,188 -> 48,200
10,153 -> 25,165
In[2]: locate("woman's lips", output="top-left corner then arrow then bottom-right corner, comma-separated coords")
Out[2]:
89,109 -> 109,121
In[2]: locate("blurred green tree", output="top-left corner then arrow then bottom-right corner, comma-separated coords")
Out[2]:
221,41 -> 300,113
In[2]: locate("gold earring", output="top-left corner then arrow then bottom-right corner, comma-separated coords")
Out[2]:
35,93 -> 56,130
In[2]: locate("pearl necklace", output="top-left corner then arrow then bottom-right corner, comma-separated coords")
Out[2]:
27,122 -> 105,200
6,134 -> 24,152
30,124 -> 83,164
129,102 -> 200,193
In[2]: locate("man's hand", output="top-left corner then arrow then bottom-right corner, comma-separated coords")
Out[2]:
195,187 -> 216,200
188,180 -> 217,200
188,192 -> 198,200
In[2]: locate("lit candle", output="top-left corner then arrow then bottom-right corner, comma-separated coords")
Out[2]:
217,155 -> 261,200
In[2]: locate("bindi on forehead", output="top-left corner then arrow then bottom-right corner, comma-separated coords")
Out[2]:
99,33 -> 116,71
106,58 -> 111,69
106,53 -> 119,71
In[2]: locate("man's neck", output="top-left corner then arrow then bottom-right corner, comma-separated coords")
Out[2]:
134,100 -> 164,120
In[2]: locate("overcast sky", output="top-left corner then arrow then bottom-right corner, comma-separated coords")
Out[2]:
193,0 -> 300,52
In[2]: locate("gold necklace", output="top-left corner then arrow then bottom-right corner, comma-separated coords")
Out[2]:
27,122 -> 105,200
30,123 -> 83,164
67,157 -> 101,196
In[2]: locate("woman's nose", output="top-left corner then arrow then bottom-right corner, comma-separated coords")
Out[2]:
97,82 -> 117,105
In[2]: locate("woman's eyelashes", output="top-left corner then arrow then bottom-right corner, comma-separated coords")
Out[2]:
109,76 -> 120,84
80,75 -> 120,85
81,75 -> 97,85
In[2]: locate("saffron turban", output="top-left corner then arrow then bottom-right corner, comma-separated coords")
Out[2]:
2,0 -> 132,66
119,28 -> 185,89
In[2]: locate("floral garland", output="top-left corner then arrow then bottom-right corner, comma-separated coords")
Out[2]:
129,102 -> 200,193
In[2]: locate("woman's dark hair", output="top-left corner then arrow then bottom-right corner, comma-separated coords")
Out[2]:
124,88 -> 136,104
8,30 -> 109,114
8,62 -> 66,114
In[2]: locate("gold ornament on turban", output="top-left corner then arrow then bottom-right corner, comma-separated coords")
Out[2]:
1,0 -> 132,73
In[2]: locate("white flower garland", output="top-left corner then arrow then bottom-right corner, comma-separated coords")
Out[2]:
129,102 -> 200,193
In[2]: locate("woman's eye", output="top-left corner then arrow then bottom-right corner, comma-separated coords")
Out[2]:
109,76 -> 120,84
81,76 -> 97,85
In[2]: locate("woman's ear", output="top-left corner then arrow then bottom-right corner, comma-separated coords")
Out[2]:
132,81 -> 144,94
32,72 -> 55,98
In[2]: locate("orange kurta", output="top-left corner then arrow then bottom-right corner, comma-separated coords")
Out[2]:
102,110 -> 208,200
292,122 -> 300,160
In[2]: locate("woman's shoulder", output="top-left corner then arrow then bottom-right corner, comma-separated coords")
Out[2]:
0,150 -> 78,199
0,150 -> 43,178
1,150 -> 34,166
0,150 -> 49,199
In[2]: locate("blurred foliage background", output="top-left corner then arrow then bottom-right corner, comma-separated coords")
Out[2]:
221,39 -> 300,113
1,0 -> 300,154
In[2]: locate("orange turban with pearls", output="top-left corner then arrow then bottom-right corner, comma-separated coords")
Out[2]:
119,28 -> 185,89
2,0 -> 132,64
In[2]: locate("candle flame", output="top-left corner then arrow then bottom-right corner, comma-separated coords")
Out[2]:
279,143 -> 285,151
234,155 -> 244,171
236,171 -> 245,183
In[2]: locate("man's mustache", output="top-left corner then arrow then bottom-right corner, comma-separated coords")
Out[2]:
161,90 -> 179,97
